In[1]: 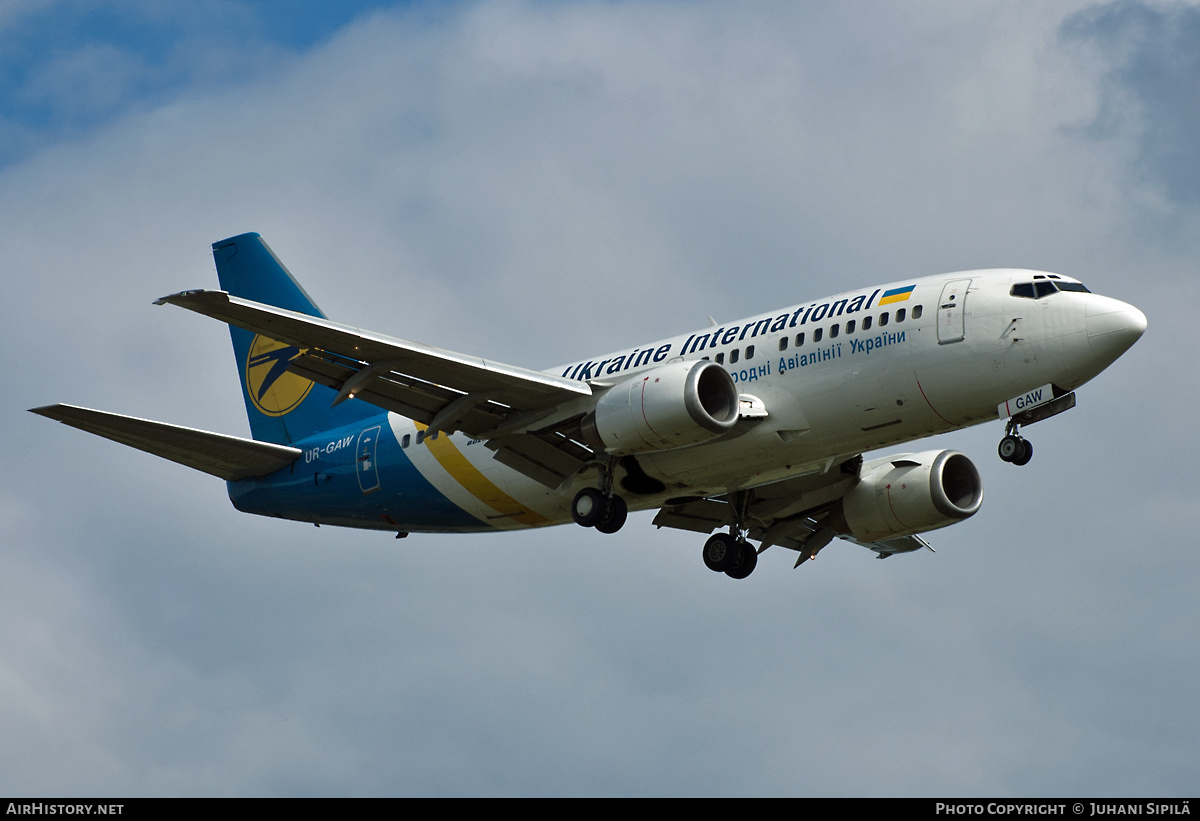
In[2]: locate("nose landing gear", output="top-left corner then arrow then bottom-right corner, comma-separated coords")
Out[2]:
997,388 -> 1079,466
998,421 -> 1033,466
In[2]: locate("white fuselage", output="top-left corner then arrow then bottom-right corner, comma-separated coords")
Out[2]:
382,269 -> 1145,530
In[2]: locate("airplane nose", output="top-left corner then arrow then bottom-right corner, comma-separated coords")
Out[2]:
1085,294 -> 1147,363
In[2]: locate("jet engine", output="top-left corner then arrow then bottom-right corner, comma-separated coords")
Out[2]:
583,360 -> 740,454
831,449 -> 983,542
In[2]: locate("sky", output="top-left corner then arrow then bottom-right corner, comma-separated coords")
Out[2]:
2,0 -> 1197,797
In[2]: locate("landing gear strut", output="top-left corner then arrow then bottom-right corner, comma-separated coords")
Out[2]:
998,420 -> 1033,466
700,490 -> 759,579
595,495 -> 628,534
571,487 -> 628,532
702,533 -> 758,579
571,459 -> 628,534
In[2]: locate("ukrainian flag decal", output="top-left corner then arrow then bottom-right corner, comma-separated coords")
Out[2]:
879,285 -> 915,306
246,335 -> 314,416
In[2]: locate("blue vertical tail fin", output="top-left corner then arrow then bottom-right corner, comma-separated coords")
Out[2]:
213,232 -> 378,445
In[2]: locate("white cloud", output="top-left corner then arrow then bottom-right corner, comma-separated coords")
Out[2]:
2,0 -> 1195,796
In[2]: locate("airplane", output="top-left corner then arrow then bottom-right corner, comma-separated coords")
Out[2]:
31,232 -> 1147,579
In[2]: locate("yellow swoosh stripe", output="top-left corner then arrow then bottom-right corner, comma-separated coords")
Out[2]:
416,424 -> 549,526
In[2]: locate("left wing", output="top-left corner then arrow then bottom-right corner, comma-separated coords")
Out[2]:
157,289 -> 597,486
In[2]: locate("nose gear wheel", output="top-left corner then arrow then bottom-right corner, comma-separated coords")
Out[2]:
998,421 -> 1034,466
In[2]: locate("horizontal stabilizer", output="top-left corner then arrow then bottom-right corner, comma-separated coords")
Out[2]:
30,404 -> 302,481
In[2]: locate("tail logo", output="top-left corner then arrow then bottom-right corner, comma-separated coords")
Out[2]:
246,335 -> 314,416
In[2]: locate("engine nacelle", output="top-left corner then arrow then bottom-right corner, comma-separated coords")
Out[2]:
835,449 -> 983,542
585,360 -> 740,455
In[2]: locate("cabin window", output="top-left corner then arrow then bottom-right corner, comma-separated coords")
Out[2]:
779,337 -> 788,351
911,305 -> 923,319
730,349 -> 740,364
879,312 -> 889,326
795,332 -> 805,347
401,434 -> 411,449
830,323 -> 839,339
745,345 -> 755,360
416,430 -> 425,445
846,319 -> 856,334
715,352 -> 724,364
896,308 -> 906,322
813,327 -> 823,343
862,316 -> 872,331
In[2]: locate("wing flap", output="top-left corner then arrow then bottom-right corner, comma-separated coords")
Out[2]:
652,499 -> 730,533
30,404 -> 301,481
841,533 -> 931,559
485,433 -> 589,488
286,351 -> 472,425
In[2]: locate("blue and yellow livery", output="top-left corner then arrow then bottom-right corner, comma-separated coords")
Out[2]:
878,285 -> 916,305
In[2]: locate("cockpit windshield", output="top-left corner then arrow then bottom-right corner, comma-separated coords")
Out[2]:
1011,274 -> 1090,299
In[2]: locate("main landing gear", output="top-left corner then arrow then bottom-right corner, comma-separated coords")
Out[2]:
702,532 -> 758,580
998,420 -> 1033,466
699,490 -> 759,580
571,487 -> 628,534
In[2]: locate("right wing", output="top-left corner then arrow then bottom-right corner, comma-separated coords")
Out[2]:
30,404 -> 302,481
652,458 -> 856,552
652,455 -> 933,565
157,289 -> 598,486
